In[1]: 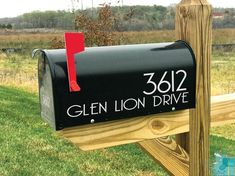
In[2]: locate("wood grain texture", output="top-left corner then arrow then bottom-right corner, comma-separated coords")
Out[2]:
58,93 -> 235,151
59,110 -> 189,151
138,94 -> 235,176
139,137 -> 189,176
175,0 -> 212,175
210,94 -> 235,127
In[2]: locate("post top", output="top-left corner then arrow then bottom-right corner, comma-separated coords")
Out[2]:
179,0 -> 211,6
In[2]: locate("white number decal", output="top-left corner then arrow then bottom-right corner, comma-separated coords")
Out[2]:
143,73 -> 157,95
158,71 -> 171,93
176,70 -> 187,91
171,71 -> 175,92
143,70 -> 187,95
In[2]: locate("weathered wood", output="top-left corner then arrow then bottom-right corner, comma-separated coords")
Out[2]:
139,137 -> 189,176
58,93 -> 235,151
175,0 -> 212,175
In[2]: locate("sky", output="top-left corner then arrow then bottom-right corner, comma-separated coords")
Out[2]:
0,0 -> 235,18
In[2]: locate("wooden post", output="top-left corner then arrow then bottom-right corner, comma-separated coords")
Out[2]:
139,137 -> 189,176
175,0 -> 212,175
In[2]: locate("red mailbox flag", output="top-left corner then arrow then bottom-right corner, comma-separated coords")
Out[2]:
65,32 -> 85,92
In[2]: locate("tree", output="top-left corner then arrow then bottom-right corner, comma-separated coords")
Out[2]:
6,24 -> 12,29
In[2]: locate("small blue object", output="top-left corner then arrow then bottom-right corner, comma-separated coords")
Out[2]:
213,153 -> 235,175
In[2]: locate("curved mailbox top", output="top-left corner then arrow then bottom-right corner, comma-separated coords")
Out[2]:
38,41 -> 196,130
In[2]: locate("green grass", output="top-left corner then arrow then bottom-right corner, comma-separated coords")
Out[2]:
0,86 -> 235,175
0,86 -> 168,176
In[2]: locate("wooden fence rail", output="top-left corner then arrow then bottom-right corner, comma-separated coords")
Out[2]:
59,93 -> 235,151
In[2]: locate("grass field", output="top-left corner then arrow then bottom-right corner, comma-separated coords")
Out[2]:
0,29 -> 235,175
1,28 -> 235,51
0,86 -> 235,176
0,86 -> 167,175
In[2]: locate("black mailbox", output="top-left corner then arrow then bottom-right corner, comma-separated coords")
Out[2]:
38,41 -> 196,130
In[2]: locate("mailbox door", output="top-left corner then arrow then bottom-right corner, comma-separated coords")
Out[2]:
38,54 -> 58,129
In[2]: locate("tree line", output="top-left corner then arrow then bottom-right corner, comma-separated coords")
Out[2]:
0,24 -> 12,29
0,6 -> 234,31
